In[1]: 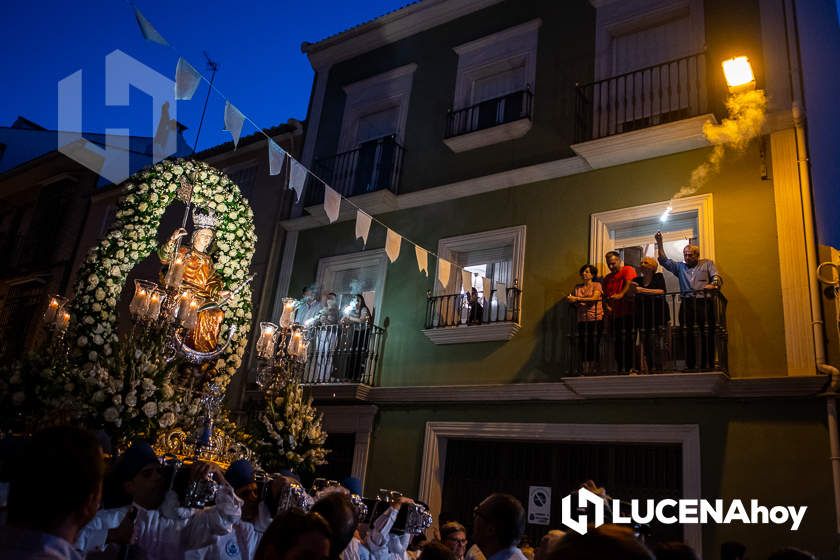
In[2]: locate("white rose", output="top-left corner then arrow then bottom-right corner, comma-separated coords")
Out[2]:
116,249 -> 125,259
84,315 -> 95,325
173,165 -> 183,175
92,303 -> 101,312
112,394 -> 122,406
125,394 -> 137,408
93,391 -> 105,402
104,407 -> 119,423
142,402 -> 158,418
159,412 -> 176,428
93,335 -> 104,345
138,202 -> 148,212
161,384 -> 174,399
88,274 -> 99,286
77,336 -> 88,347
95,288 -> 106,301
88,351 -> 98,361
64,382 -> 75,392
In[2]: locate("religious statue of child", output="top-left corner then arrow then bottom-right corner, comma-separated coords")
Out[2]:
158,208 -> 229,352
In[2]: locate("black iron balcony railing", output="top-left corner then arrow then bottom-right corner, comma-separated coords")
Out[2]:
306,135 -> 405,206
575,52 -> 707,142
299,323 -> 386,385
566,289 -> 727,375
446,88 -> 534,138
425,286 -> 522,329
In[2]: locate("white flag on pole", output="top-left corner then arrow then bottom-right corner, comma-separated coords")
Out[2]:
385,229 -> 401,263
175,58 -> 201,100
324,186 -> 341,223
267,139 -> 286,176
355,210 -> 371,245
223,101 -> 246,148
415,246 -> 428,276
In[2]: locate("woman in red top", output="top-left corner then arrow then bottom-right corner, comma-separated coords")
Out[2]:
567,264 -> 603,374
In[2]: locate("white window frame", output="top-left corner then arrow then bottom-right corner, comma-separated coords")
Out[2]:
436,225 -> 526,296
452,19 -> 541,110
593,0 -> 705,81
337,64 -> 417,152
315,249 -> 388,320
589,193 -> 714,277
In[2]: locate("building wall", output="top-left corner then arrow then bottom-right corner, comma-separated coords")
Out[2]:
289,144 -> 786,382
362,398 -> 834,559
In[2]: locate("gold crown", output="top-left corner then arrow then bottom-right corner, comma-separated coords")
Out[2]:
192,208 -> 218,230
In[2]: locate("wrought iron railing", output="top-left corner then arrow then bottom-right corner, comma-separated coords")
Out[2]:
565,289 -> 727,375
575,52 -> 707,142
446,88 -> 534,138
425,286 -> 522,329
306,135 -> 405,206
299,323 -> 386,385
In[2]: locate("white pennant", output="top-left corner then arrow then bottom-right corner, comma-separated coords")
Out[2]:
267,139 -> 286,176
289,159 -> 307,201
385,229 -> 401,263
324,186 -> 341,223
355,210 -> 371,245
482,277 -> 492,301
495,282 -> 507,306
437,258 -> 451,291
134,7 -> 169,46
415,246 -> 428,276
223,101 -> 246,148
462,269 -> 473,292
175,58 -> 201,100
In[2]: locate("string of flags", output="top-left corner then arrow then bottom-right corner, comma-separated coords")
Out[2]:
131,3 -> 511,302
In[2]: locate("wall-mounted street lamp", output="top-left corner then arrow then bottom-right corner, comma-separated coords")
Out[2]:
721,56 -> 756,93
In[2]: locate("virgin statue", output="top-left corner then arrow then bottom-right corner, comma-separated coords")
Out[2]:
158,208 -> 229,352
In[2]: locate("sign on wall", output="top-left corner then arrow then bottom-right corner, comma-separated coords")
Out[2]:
528,486 -> 552,525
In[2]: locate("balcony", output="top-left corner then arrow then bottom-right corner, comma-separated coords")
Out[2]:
422,285 -> 522,344
305,135 -> 405,207
299,323 -> 386,386
574,53 -> 708,143
444,89 -> 534,153
565,290 -> 728,375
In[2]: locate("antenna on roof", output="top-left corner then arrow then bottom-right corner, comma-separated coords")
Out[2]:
191,51 -> 220,154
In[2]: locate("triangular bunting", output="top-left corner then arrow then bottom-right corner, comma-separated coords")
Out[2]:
362,291 -> 376,316
223,101 -> 246,148
437,258 -> 451,291
355,210 -> 371,246
324,186 -> 341,223
267,139 -> 287,176
482,277 -> 492,302
462,269 -> 473,293
175,58 -> 202,100
134,7 -> 169,46
495,282 -> 507,306
385,229 -> 401,263
415,246 -> 428,276
289,159 -> 307,201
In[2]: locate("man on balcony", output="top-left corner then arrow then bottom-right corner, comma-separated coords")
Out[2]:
602,251 -> 637,373
654,231 -> 723,371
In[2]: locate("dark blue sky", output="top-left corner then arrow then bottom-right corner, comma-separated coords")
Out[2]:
0,0 -> 408,151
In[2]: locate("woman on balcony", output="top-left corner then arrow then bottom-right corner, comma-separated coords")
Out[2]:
567,264 -> 603,374
311,292 -> 340,382
632,257 -> 669,373
340,294 -> 373,382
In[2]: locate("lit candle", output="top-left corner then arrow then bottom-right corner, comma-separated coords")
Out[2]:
176,290 -> 194,323
129,280 -> 151,318
164,255 -> 186,290
183,296 -> 202,330
54,310 -> 70,332
43,296 -> 61,324
287,329 -> 303,357
257,322 -> 278,359
279,298 -> 296,329
146,290 -> 163,321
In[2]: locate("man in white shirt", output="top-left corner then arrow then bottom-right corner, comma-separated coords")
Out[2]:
296,287 -> 322,326
366,497 -> 413,560
0,426 -> 105,560
471,495 -> 527,560
76,443 -> 242,560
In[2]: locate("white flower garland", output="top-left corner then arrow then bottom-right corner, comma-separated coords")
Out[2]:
70,158 -> 256,390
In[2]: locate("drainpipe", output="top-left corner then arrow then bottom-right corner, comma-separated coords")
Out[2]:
791,102 -> 840,536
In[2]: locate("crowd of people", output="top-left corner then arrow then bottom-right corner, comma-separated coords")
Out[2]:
566,232 -> 724,374
0,426 -> 821,560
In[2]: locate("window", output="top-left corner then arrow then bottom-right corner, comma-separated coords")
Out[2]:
315,250 -> 388,321
337,64 -> 417,152
452,20 -> 540,110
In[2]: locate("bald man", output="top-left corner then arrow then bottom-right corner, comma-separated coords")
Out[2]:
655,232 -> 723,370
